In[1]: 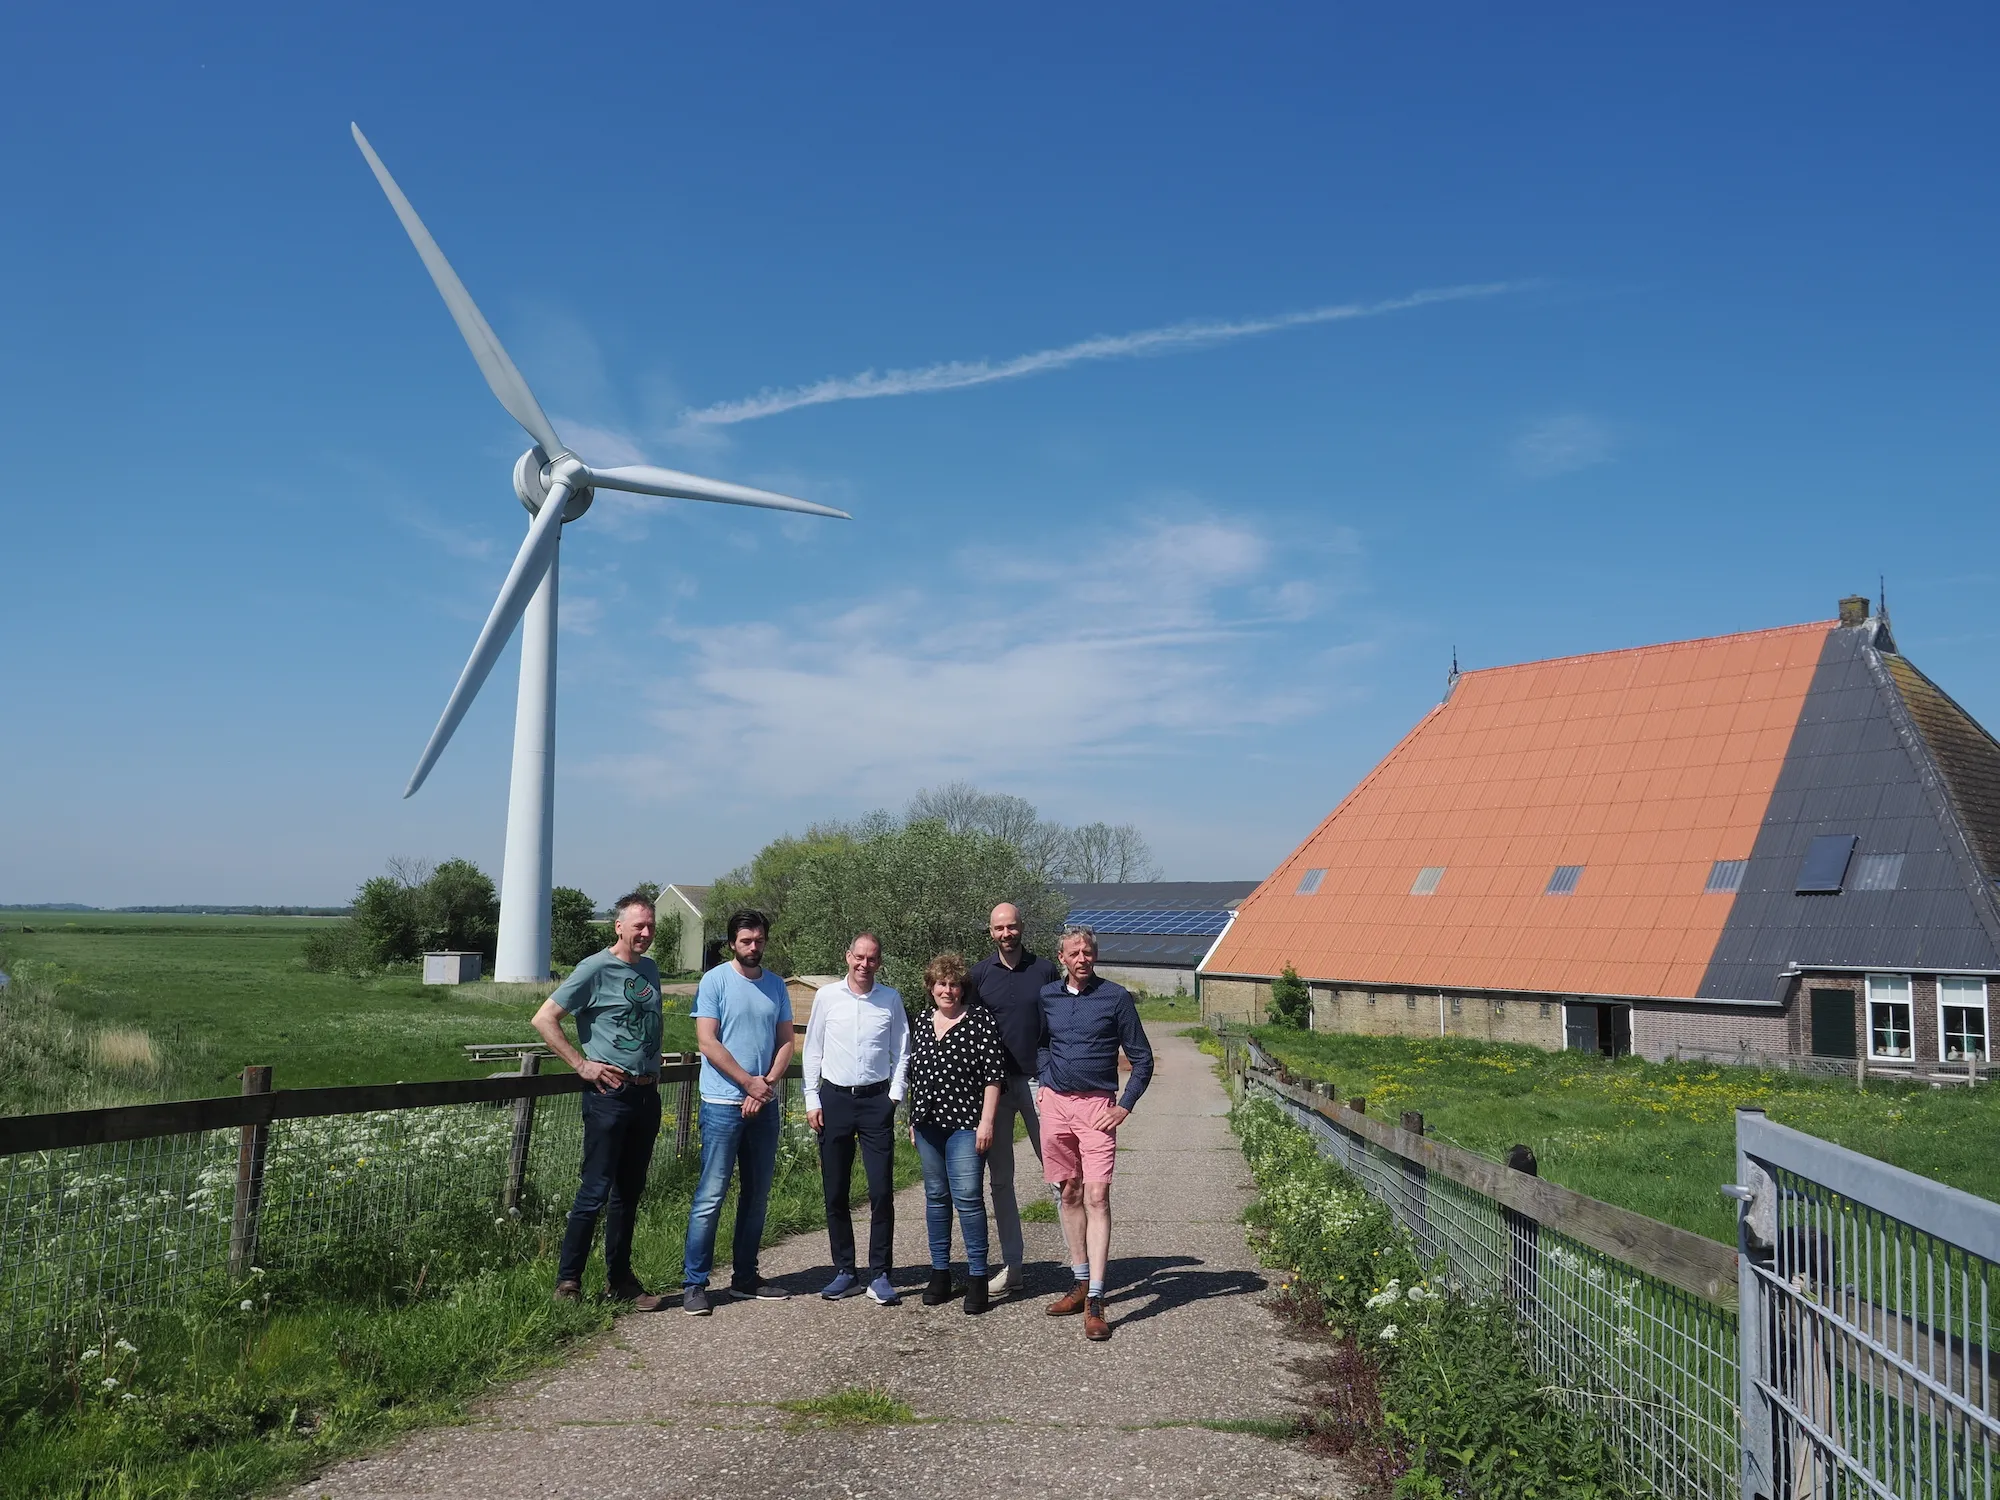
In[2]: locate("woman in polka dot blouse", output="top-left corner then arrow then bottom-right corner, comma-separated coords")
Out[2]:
906,951 -> 1009,1313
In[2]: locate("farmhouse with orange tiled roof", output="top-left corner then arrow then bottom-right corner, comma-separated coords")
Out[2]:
1198,597 -> 2000,1076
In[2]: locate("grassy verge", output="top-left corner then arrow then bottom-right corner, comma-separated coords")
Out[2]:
1235,1095 -> 1617,1499
1250,1026 -> 2000,1242
0,1125 -> 918,1499
1132,989 -> 1202,1024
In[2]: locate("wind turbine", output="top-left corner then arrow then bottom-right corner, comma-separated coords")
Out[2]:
351,124 -> 850,982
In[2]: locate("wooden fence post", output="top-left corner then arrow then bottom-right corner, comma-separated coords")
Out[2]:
503,1052 -> 541,1214
1401,1110 -> 1431,1257
1504,1143 -> 1539,1316
673,1071 -> 695,1160
228,1065 -> 272,1280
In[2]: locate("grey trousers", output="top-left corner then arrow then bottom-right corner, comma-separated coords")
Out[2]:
985,1074 -> 1043,1271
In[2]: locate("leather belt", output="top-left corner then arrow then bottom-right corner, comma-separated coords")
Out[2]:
821,1078 -> 891,1098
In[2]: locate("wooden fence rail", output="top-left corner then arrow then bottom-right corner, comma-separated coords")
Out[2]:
0,1055 -> 802,1158
1242,1052 -> 1738,1306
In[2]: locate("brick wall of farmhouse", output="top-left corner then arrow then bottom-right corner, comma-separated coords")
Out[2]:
1306,986 -> 1564,1048
1200,977 -> 1269,1027
1631,1003 -> 1792,1063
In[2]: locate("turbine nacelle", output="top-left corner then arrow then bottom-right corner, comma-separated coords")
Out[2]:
513,446 -> 594,523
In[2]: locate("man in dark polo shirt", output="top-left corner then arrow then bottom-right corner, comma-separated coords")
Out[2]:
964,901 -> 1059,1299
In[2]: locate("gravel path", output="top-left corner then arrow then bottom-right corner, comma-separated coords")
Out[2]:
289,1028 -> 1346,1499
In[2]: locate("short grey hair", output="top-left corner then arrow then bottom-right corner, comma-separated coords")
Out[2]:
1059,924 -> 1098,956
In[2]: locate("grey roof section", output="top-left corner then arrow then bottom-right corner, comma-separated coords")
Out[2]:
1057,881 -> 1260,910
1697,622 -> 2000,999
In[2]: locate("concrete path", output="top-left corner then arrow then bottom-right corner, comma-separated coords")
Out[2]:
289,1029 -> 1347,1500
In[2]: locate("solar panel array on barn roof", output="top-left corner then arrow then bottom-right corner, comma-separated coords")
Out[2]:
1057,881 -> 1259,967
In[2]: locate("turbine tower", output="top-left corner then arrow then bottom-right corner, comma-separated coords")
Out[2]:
352,124 -> 850,981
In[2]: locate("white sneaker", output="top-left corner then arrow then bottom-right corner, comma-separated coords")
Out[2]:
988,1264 -> 1018,1299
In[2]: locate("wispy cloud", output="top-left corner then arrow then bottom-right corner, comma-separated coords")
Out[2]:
675,282 -> 1523,431
401,509 -> 499,562
1511,412 -> 1617,478
582,512 -> 1364,803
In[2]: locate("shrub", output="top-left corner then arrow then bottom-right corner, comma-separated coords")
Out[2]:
1266,965 -> 1311,1028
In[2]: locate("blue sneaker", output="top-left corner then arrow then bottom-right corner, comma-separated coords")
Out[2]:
866,1274 -> 900,1306
821,1269 -> 861,1300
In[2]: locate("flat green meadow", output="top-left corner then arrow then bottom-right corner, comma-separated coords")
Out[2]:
0,912 -> 697,1113
1250,1026 -> 2000,1244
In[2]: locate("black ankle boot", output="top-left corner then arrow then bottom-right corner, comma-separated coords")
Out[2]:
922,1269 -> 954,1306
962,1273 -> 990,1315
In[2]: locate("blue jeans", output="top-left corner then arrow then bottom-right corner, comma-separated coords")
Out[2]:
913,1122 -> 989,1275
682,1099 -> 782,1288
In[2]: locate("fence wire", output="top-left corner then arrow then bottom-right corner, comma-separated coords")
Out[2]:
0,1077 -> 704,1348
1247,1071 -> 1741,1500
1748,1149 -> 1998,1499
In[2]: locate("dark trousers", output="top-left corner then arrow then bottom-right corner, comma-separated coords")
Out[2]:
818,1087 -> 896,1277
557,1083 -> 661,1286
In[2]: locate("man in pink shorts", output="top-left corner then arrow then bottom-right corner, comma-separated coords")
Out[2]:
1037,925 -> 1154,1341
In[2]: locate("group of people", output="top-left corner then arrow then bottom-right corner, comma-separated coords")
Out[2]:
530,896 -> 1155,1342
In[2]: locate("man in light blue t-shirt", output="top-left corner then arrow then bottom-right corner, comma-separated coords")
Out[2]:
680,908 -> 796,1315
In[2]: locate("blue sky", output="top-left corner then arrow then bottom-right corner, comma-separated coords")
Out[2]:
3,4 -> 1996,907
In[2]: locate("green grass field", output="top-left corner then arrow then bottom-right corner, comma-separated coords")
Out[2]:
0,913 -> 698,1113
1250,1026 -> 2000,1243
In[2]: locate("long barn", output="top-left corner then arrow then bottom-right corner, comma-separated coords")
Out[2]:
1199,597 -> 2000,1077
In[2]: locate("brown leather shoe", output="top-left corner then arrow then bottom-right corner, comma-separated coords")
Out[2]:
553,1280 -> 582,1303
1047,1281 -> 1089,1317
606,1276 -> 649,1303
1084,1295 -> 1111,1341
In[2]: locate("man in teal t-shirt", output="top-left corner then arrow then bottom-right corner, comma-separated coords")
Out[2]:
532,895 -> 665,1303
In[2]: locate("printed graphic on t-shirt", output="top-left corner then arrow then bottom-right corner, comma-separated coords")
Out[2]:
613,973 -> 662,1056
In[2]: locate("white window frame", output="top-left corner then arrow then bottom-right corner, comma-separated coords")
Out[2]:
1865,973 -> 1914,1062
1937,975 -> 1990,1063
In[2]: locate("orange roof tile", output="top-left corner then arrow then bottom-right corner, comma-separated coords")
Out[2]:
1206,620 -> 1835,999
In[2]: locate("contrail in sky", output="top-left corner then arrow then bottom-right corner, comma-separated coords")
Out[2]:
677,281 -> 1522,429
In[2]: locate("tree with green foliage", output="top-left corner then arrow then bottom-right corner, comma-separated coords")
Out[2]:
302,858 -> 499,977
1267,964 -> 1311,1028
549,887 -> 602,968
780,818 -> 1068,997
705,824 -> 863,975
413,859 -> 499,957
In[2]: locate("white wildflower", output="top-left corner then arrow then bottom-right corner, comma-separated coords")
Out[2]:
114,1338 -> 138,1355
163,1250 -> 179,1262
239,1299 -> 255,1312
1378,1324 -> 1399,1343
121,1392 -> 138,1403
80,1347 -> 101,1361
1365,1279 -> 1403,1311
250,1266 -> 265,1277
101,1377 -> 118,1390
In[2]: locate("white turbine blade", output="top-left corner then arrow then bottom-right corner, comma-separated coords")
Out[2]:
404,483 -> 573,797
586,463 -> 851,520
350,123 -> 564,457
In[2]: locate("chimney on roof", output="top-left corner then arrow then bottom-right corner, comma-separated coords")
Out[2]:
1838,595 -> 1871,627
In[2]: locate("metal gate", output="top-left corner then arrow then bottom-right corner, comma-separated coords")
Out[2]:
1735,1108 -> 1999,1500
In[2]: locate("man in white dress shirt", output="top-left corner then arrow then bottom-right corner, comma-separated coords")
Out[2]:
803,932 -> 911,1304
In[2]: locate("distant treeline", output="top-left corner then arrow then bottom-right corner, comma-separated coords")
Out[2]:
0,905 -> 352,917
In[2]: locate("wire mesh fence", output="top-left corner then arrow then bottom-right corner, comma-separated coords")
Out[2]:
0,1072 -> 712,1351
1242,1061 -> 1741,1500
